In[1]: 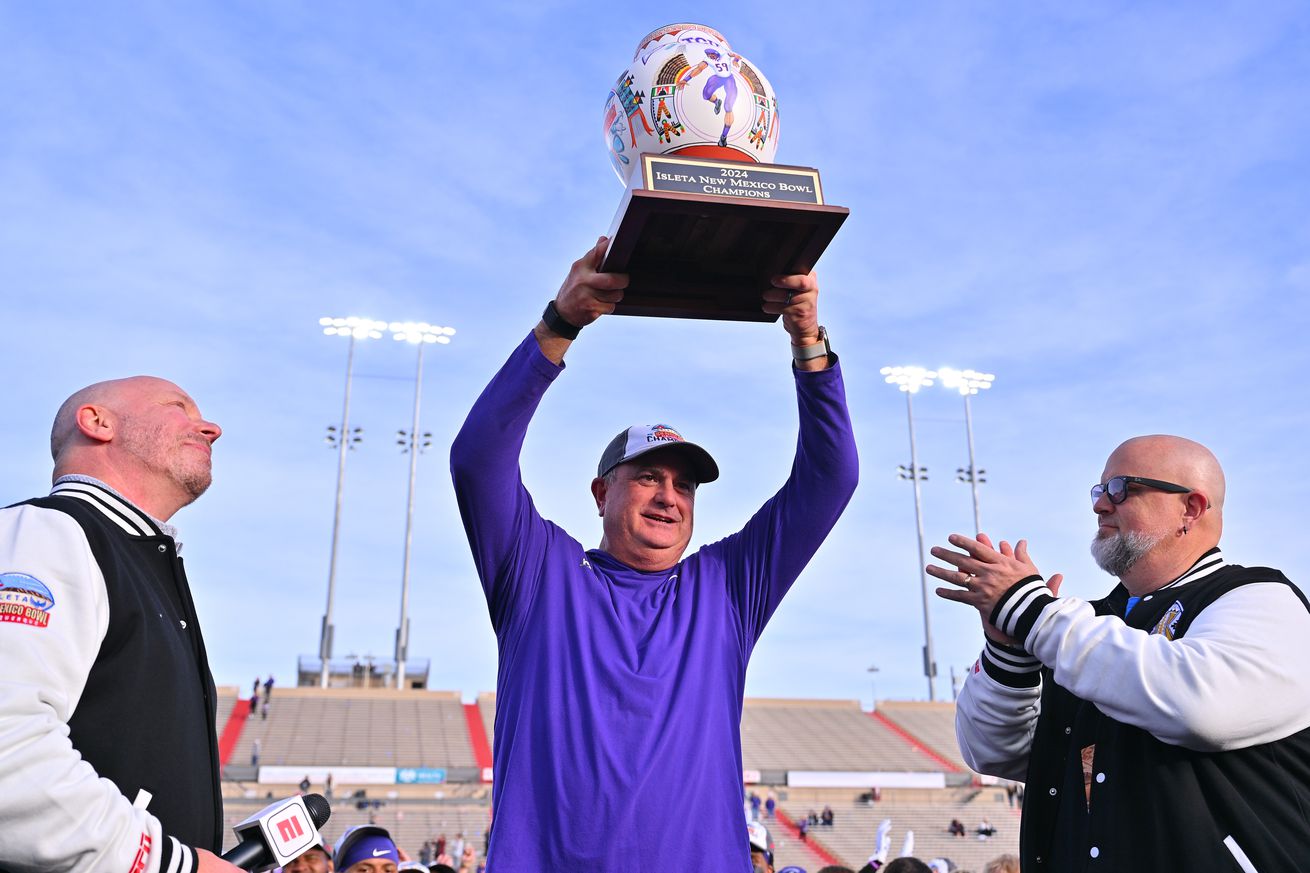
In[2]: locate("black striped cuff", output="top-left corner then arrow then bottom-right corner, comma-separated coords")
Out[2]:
980,638 -> 1041,688
990,574 -> 1056,643
160,836 -> 197,873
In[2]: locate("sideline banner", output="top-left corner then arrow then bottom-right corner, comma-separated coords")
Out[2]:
786,771 -> 947,789
257,766 -> 395,785
396,767 -> 447,784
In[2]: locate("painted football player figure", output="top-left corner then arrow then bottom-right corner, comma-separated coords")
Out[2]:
676,45 -> 744,147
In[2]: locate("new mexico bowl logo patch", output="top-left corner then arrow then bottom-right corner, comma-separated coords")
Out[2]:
1151,600 -> 1185,640
0,572 -> 56,628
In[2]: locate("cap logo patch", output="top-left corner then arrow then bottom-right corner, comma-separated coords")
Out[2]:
648,424 -> 683,443
0,572 -> 55,628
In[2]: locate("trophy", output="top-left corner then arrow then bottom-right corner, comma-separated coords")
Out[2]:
600,23 -> 848,322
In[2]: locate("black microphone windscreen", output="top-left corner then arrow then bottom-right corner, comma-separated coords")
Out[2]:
302,793 -> 332,829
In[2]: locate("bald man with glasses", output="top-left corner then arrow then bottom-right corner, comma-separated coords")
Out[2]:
928,434 -> 1310,873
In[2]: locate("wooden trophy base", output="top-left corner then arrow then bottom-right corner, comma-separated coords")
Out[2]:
600,153 -> 849,322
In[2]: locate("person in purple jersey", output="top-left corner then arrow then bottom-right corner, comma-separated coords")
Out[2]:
450,236 -> 859,871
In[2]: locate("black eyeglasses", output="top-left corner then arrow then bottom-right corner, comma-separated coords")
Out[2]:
1091,475 -> 1192,505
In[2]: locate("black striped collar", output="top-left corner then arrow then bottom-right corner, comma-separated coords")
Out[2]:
1163,546 -> 1225,590
50,477 -> 173,540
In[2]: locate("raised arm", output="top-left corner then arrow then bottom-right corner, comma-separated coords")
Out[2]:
761,271 -> 831,374
931,535 -> 1310,751
720,273 -> 859,640
675,62 -> 707,88
450,239 -> 627,627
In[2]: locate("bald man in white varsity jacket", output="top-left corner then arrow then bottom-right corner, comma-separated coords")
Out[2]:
0,377 -> 242,873
928,435 -> 1310,873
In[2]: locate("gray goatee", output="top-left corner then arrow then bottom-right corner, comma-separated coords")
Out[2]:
1090,530 -> 1164,577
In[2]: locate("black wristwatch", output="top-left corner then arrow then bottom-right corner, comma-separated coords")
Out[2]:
542,300 -> 582,340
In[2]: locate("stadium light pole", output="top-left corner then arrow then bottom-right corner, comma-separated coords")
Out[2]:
880,365 -> 939,701
317,316 -> 387,688
938,368 -> 995,535
390,321 -> 456,690
867,664 -> 880,712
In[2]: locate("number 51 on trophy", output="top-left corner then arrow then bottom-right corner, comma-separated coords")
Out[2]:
600,23 -> 848,322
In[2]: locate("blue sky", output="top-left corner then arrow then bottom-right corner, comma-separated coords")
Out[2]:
3,1 -> 1307,704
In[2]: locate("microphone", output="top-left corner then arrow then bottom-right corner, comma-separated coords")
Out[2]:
221,793 -> 332,871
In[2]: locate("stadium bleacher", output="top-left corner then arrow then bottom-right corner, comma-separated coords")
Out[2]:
220,795 -> 491,860
215,688 -> 1022,870
742,698 -> 953,774
476,691 -> 497,749
214,687 -> 238,734
874,700 -> 974,774
227,686 -> 476,769
779,787 -> 1019,871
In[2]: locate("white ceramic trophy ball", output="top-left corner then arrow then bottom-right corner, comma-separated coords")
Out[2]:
603,23 -> 780,184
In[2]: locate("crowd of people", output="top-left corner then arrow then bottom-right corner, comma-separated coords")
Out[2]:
269,796 -> 1014,873
279,825 -> 484,873
413,833 -> 482,872
746,815 -> 1020,873
748,789 -> 779,821
269,793 -> 1011,873
250,674 -> 275,719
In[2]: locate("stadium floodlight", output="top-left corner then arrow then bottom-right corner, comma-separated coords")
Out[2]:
937,368 -> 996,535
882,365 -> 938,701
937,367 -> 994,396
389,321 -> 456,346
388,320 -> 456,689
319,315 -> 387,340
316,316 -> 387,688
880,365 -> 937,393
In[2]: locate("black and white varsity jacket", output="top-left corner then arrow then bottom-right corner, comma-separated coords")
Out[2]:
0,479 -> 221,873
957,549 -> 1310,872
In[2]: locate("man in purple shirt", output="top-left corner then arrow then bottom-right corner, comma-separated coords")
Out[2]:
450,236 -> 859,871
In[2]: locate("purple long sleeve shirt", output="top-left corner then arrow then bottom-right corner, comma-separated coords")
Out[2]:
450,332 -> 858,872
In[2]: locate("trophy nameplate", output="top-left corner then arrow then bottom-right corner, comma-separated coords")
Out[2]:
601,154 -> 848,321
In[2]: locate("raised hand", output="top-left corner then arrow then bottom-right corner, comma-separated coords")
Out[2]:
553,236 -> 629,328
928,532 -> 1062,645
